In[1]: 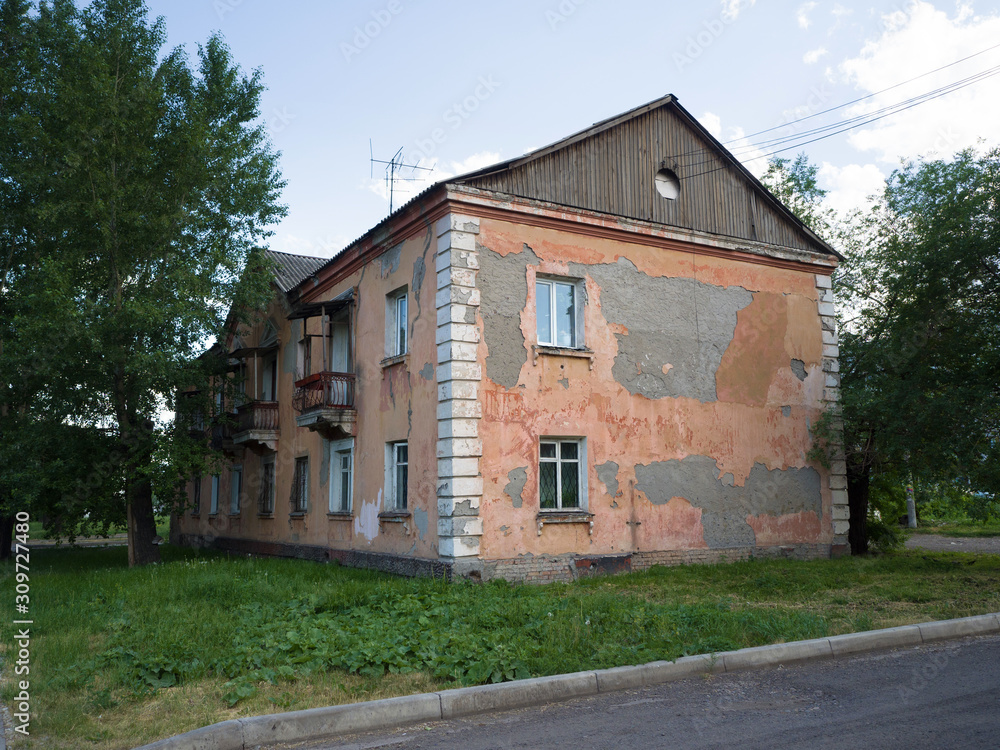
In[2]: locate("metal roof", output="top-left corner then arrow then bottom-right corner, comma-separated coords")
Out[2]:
264,249 -> 328,293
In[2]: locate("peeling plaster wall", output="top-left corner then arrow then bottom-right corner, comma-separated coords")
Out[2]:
475,217 -> 833,562
175,227 -> 440,560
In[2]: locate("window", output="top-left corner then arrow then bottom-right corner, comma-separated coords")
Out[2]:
291,456 -> 309,514
210,474 -> 220,515
259,456 -> 275,515
230,465 -> 243,515
536,278 -> 581,348
192,475 -> 202,516
298,336 -> 312,378
387,441 -> 408,510
539,439 -> 586,510
329,439 -> 354,513
262,353 -> 278,401
387,288 -> 408,357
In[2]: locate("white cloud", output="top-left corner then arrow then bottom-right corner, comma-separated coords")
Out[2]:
839,1 -> 1000,163
803,47 -> 828,64
701,111 -> 723,139
721,0 -> 756,23
817,161 -> 887,215
797,1 -> 817,30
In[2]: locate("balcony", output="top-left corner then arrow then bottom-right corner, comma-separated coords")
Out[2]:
232,401 -> 279,451
293,371 -> 356,438
210,419 -> 239,455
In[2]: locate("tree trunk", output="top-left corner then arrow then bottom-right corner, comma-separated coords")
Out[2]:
0,514 -> 14,560
123,419 -> 160,567
846,460 -> 870,555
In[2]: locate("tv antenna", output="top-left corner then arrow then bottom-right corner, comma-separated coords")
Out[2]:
370,141 -> 434,214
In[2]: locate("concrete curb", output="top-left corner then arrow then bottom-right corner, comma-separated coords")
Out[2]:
134,612 -> 1000,750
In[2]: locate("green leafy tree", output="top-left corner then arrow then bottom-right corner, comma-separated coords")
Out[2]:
0,0 -> 284,564
835,147 -> 1000,552
761,152 -> 836,239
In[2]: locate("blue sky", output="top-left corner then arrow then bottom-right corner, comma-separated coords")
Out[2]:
142,0 -> 1000,257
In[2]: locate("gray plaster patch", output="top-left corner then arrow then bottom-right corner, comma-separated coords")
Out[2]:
503,467 -> 528,508
380,243 -> 402,278
596,461 -> 620,499
782,405 -> 791,417
634,455 -> 822,549
790,359 -> 807,381
572,258 -> 752,402
419,362 -> 434,381
413,507 -> 429,541
721,473 -> 735,486
558,376 -> 569,389
283,319 -> 302,374
478,244 -> 540,388
412,255 -> 426,294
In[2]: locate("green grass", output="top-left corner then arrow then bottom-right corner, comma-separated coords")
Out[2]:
2,546 -> 999,749
26,516 -> 170,541
913,522 -> 1000,538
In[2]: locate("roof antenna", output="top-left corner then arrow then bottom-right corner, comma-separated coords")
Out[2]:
370,140 -> 434,214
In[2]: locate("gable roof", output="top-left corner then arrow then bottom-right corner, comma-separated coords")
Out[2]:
264,249 -> 328,293
451,94 -> 838,258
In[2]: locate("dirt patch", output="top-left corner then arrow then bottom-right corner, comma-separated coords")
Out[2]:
905,533 -> 1000,554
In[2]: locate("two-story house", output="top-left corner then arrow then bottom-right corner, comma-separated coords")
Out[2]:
173,95 -> 848,582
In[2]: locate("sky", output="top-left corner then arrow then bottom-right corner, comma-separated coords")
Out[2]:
140,0 -> 1000,258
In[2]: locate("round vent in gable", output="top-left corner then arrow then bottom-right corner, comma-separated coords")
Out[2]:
654,168 -> 680,200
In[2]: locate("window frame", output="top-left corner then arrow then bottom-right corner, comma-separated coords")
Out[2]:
386,441 -> 409,511
230,465 -> 243,515
328,438 -> 355,514
259,455 -> 276,516
290,456 -> 309,514
535,276 -> 584,349
191,474 -> 202,516
210,474 -> 220,516
538,437 -> 588,511
386,287 -> 409,358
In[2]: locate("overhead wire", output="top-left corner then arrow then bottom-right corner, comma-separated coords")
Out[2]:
664,42 -> 1000,181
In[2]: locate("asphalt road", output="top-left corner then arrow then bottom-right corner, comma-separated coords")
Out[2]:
283,633 -> 1000,750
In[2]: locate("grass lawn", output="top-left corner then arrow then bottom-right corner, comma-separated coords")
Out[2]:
2,545 -> 999,749
912,522 -> 1000,538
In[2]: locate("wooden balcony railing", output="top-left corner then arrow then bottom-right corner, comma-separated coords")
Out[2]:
235,401 -> 279,433
292,372 -> 355,413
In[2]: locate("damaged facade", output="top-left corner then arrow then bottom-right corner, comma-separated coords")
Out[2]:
174,94 -> 848,582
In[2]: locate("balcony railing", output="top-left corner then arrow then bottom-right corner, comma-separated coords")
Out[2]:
235,401 -> 279,434
292,372 -> 355,413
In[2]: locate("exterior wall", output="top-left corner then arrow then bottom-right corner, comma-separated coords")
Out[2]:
174,228 -> 442,562
474,214 -> 838,577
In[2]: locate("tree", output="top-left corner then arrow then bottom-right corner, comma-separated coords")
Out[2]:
835,148 -> 1000,553
0,0 -> 284,565
761,152 -> 836,239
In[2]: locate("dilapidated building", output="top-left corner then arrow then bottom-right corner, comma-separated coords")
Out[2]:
174,95 -> 848,582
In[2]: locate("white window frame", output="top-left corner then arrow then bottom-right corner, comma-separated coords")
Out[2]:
535,277 -> 584,349
328,438 -> 355,513
259,454 -> 276,515
230,465 -> 243,515
385,441 -> 409,510
210,474 -> 220,515
386,287 -> 408,357
539,437 -> 587,511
